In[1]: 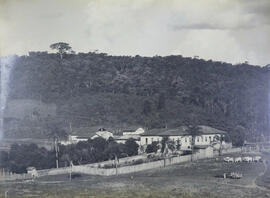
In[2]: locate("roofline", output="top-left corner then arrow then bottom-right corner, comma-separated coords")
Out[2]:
115,138 -> 140,140
141,133 -> 224,137
141,134 -> 189,137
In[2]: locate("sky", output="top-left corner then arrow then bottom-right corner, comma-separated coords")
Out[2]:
0,0 -> 270,66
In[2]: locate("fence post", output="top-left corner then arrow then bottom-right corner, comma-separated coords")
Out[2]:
5,190 -> 8,198
164,158 -> 166,167
69,161 -> 73,181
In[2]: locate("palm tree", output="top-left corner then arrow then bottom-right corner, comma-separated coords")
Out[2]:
186,125 -> 201,161
160,137 -> 176,155
166,140 -> 176,154
161,136 -> 169,154
212,134 -> 223,156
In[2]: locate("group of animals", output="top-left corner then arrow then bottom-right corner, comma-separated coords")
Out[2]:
223,156 -> 262,163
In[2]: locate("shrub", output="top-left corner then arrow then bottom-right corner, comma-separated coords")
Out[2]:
132,159 -> 144,165
146,141 -> 159,153
182,150 -> 192,156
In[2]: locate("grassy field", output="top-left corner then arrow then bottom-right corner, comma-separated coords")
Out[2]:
1,154 -> 270,198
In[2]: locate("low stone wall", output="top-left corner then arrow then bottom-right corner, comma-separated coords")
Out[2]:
117,159 -> 165,175
72,151 -> 209,176
87,154 -> 149,168
72,166 -> 115,176
1,147 -> 242,181
73,155 -> 193,176
0,171 -> 32,181
37,167 -> 71,177
222,147 -> 242,154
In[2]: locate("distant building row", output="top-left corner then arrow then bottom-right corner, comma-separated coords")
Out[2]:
60,125 -> 230,151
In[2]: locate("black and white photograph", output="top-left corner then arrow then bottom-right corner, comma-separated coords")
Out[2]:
1,0 -> 270,197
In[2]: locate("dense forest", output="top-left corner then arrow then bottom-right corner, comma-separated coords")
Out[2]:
0,137 -> 139,173
1,50 -> 270,142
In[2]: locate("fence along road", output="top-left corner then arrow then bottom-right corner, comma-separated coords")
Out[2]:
0,147 -> 242,181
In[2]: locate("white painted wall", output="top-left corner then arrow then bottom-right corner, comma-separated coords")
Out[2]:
140,136 -> 163,145
195,134 -> 221,146
140,134 -> 223,151
60,135 -> 89,145
91,131 -> 113,140
181,136 -> 192,149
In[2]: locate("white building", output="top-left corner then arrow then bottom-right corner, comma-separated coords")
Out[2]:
60,135 -> 89,145
114,127 -> 144,145
114,135 -> 141,145
123,128 -> 145,136
140,125 -> 227,150
91,128 -> 113,140
60,128 -> 113,145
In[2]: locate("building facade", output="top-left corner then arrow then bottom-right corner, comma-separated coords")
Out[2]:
140,125 -> 227,151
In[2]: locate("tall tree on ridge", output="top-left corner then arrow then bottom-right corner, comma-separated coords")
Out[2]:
50,42 -> 72,59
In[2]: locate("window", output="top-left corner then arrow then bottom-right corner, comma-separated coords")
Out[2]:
177,138 -> 180,145
209,136 -> 212,141
197,137 -> 199,142
185,137 -> 187,142
205,137 -> 207,142
146,138 -> 148,144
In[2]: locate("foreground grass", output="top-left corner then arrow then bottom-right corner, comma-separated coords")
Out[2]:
0,185 -> 218,198
255,152 -> 270,189
1,156 -> 269,198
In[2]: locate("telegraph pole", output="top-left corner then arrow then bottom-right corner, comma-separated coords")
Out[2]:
69,161 -> 73,181
113,154 -> 118,176
69,122 -> 72,133
5,190 -> 8,198
55,137 -> 59,168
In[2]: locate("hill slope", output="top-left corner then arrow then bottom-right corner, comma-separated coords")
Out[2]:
1,51 -> 270,143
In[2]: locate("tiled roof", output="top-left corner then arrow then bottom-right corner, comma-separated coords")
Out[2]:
76,136 -> 90,139
114,135 -> 140,140
123,129 -> 136,132
142,125 -> 227,136
199,125 -> 227,135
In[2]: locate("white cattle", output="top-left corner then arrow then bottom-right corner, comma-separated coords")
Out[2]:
224,157 -> 234,162
234,157 -> 242,162
242,156 -> 252,162
253,156 -> 262,162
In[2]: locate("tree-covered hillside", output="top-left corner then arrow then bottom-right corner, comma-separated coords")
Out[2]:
1,51 -> 270,142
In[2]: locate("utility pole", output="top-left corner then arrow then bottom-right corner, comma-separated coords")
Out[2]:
55,138 -> 59,168
69,122 -> 72,133
69,161 -> 73,181
114,154 -> 118,176
4,190 -> 8,198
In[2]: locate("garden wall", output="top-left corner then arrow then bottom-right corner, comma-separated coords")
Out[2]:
72,155 -> 192,176
37,167 -> 71,177
72,151 -> 208,176
0,171 -> 32,181
87,154 -> 149,168
222,147 -> 242,154
1,147 -> 242,180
